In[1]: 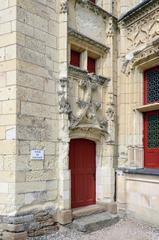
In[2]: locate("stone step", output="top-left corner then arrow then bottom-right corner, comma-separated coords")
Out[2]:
68,212 -> 119,233
72,204 -> 107,219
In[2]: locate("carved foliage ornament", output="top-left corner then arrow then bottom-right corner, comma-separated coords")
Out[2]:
126,7 -> 159,51
122,42 -> 159,74
69,72 -> 108,133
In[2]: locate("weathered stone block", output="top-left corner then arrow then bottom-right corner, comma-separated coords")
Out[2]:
3,231 -> 27,240
57,210 -> 72,225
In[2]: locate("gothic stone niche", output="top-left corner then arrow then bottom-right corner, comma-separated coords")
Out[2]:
68,67 -> 109,135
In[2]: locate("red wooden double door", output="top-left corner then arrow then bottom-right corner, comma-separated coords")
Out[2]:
69,139 -> 96,208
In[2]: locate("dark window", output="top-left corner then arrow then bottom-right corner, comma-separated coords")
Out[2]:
70,50 -> 80,67
147,112 -> 159,148
89,0 -> 96,3
144,66 -> 159,104
88,57 -> 96,73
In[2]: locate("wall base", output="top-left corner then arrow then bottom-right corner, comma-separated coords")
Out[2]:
0,207 -> 58,239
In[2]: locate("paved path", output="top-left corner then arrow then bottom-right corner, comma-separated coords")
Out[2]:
29,218 -> 159,240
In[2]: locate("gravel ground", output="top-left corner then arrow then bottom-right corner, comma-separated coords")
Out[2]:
29,217 -> 159,240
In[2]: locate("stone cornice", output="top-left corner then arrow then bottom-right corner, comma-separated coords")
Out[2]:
76,0 -> 117,21
68,28 -> 109,53
68,65 -> 110,84
119,0 -> 159,26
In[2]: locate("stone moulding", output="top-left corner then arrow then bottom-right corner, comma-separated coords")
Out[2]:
122,41 -> 159,74
76,0 -> 117,21
122,39 -> 159,74
132,42 -> 159,66
68,65 -> 110,84
119,0 -> 159,26
68,28 -> 109,53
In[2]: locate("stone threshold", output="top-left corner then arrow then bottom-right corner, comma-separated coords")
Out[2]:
72,204 -> 107,219
72,203 -> 117,219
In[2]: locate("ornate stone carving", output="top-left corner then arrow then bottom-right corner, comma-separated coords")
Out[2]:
59,96 -> 71,114
106,106 -> 115,122
60,1 -> 68,14
123,4 -> 159,51
122,40 -> 159,74
106,17 -> 116,38
76,100 -> 89,109
69,66 -> 110,85
105,105 -> 116,144
68,68 -> 109,134
58,77 -> 71,114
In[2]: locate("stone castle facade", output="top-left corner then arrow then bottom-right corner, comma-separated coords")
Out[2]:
0,0 -> 158,238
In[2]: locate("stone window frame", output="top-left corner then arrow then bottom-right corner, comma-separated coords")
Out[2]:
68,28 -> 109,77
129,47 -> 159,169
68,41 -> 107,77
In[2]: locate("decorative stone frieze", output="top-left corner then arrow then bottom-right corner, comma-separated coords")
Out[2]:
127,12 -> 159,51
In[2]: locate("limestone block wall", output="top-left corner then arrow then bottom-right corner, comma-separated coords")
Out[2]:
15,0 -> 59,211
0,0 -> 17,215
0,0 -> 70,235
117,172 -> 159,227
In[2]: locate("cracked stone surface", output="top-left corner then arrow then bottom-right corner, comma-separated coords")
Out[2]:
28,217 -> 159,240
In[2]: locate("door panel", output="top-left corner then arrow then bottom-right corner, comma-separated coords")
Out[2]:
69,139 -> 96,208
144,110 -> 159,168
